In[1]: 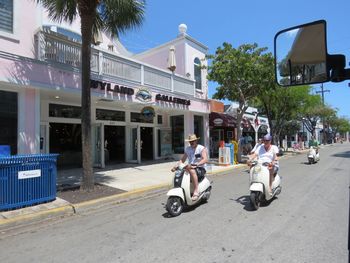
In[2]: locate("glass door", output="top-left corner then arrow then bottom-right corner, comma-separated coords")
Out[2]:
127,126 -> 140,163
92,123 -> 104,168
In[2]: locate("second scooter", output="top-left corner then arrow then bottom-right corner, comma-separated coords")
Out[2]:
249,160 -> 282,210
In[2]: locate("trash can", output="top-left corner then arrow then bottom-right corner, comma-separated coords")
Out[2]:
0,154 -> 59,211
225,143 -> 234,165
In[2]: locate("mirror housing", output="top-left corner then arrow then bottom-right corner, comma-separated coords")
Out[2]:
274,20 -> 350,87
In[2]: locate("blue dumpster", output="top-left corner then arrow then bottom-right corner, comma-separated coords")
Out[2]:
0,154 -> 59,211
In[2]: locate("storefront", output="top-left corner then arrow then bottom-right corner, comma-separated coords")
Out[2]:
209,112 -> 237,158
36,82 -> 209,168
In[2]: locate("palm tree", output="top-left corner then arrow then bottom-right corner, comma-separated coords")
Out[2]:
36,0 -> 145,190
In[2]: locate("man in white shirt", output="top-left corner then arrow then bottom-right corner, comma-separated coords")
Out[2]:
174,134 -> 208,201
248,134 -> 279,194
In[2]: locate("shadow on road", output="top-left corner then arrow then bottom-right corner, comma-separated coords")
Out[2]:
332,151 -> 350,159
235,195 -> 277,211
161,200 -> 208,218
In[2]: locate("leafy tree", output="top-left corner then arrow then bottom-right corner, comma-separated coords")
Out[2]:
298,94 -> 323,137
207,43 -> 268,161
330,116 -> 350,136
256,84 -> 312,145
37,0 -> 145,190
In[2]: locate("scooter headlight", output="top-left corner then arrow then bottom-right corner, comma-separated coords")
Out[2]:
253,165 -> 261,173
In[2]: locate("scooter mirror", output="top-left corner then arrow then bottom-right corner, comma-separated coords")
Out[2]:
274,20 -> 329,86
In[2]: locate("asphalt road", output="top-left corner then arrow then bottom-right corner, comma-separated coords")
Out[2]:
0,143 -> 349,263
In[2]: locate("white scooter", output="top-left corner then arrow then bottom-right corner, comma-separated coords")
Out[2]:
166,163 -> 212,217
307,146 -> 320,164
249,160 -> 282,210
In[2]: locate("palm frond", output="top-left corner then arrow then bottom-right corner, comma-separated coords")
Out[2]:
36,0 -> 77,23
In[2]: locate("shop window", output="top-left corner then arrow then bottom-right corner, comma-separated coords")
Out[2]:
0,90 -> 17,154
171,115 -> 184,154
96,109 -> 125,121
194,115 -> 204,145
49,104 -> 81,119
157,115 -> 163,124
130,112 -> 153,123
0,0 -> 13,33
194,57 -> 202,90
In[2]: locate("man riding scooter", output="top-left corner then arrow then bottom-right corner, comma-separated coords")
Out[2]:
248,134 -> 279,195
172,134 -> 208,201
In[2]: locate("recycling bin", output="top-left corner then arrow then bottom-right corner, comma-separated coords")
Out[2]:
0,154 -> 59,211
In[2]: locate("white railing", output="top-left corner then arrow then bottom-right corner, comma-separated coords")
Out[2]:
36,30 -> 195,95
144,66 -> 171,91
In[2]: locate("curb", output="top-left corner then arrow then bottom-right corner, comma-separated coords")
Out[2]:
0,204 -> 75,231
72,183 -> 170,214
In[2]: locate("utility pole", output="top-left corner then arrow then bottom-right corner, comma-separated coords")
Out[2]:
316,84 -> 330,144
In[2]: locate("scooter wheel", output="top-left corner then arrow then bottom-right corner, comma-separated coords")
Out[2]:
166,196 -> 184,217
250,192 -> 261,210
202,186 -> 212,202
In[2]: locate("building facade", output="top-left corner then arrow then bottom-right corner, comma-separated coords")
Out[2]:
0,1 -> 210,168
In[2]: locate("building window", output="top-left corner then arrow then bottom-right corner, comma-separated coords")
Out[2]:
130,112 -> 153,123
157,115 -> 163,124
0,90 -> 17,154
194,115 -> 204,145
0,0 -> 13,33
194,57 -> 202,90
49,104 -> 81,119
171,115 -> 184,154
96,109 -> 125,122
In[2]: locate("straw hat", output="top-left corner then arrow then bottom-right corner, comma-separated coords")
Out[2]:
185,134 -> 200,142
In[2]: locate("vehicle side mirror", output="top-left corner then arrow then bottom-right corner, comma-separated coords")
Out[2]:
274,20 -> 350,87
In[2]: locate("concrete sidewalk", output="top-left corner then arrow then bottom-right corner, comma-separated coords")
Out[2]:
0,160 -> 244,230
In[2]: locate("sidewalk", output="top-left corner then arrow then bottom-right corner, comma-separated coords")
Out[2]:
0,159 -> 244,230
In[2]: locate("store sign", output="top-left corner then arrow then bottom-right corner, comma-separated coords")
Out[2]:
155,94 -> 191,105
135,88 -> 152,102
141,106 -> 155,121
213,118 -> 224,126
90,80 -> 134,96
18,169 -> 41,179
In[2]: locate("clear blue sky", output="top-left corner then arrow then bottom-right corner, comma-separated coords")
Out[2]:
119,0 -> 350,119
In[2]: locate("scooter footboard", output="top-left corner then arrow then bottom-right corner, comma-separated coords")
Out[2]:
250,183 -> 264,193
166,188 -> 185,200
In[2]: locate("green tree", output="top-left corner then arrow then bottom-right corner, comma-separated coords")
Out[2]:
207,43 -> 268,161
256,84 -> 311,145
37,0 -> 145,190
298,94 -> 324,137
330,116 -> 350,136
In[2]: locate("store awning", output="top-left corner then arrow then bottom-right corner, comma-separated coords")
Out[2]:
209,112 -> 237,128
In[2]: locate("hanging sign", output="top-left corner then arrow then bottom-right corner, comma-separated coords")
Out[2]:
141,106 -> 155,121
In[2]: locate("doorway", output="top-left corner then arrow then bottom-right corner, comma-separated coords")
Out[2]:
104,125 -> 125,164
141,127 -> 153,161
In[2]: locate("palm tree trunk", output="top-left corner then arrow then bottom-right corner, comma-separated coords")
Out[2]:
79,3 -> 96,191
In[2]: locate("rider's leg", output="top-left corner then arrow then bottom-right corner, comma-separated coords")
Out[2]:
189,168 -> 199,197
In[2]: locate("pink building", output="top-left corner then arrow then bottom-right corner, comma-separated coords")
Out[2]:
0,1 -> 210,167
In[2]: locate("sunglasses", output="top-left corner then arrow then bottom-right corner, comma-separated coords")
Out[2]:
190,141 -> 197,144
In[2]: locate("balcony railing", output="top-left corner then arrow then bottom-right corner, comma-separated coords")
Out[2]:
36,30 -> 196,96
